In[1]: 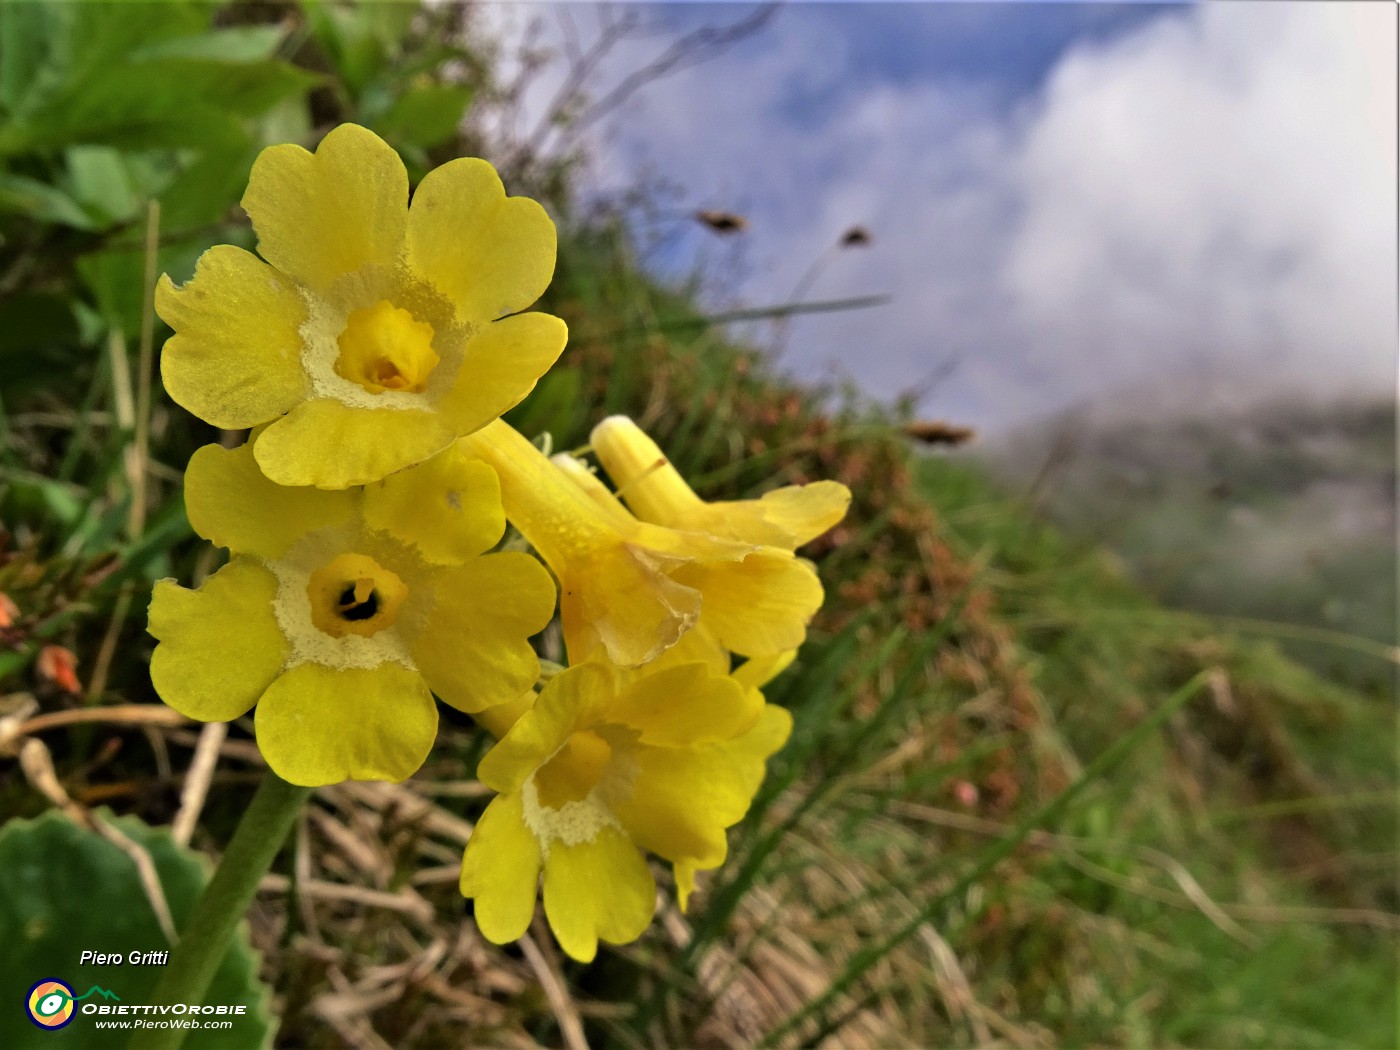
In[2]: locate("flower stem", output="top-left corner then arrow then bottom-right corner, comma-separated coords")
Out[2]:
128,770 -> 312,1050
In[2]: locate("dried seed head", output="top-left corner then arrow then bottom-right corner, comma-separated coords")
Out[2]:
695,210 -> 749,235
902,420 -> 975,446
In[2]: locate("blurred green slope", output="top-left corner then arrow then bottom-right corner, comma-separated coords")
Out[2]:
982,395 -> 1396,693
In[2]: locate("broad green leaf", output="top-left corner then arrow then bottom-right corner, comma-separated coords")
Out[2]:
64,146 -> 140,225
63,1 -> 209,78
255,95 -> 314,149
373,84 -> 473,150
0,472 -> 86,532
0,810 -> 273,1049
158,146 -> 259,233
305,0 -> 409,96
125,58 -> 323,119
0,2 -> 53,113
1,2 -> 208,122
505,365 -> 585,439
0,174 -> 94,228
4,96 -> 246,157
130,25 -> 287,64
4,59 -> 316,157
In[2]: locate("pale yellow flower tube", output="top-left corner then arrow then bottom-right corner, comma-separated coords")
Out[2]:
591,415 -> 851,549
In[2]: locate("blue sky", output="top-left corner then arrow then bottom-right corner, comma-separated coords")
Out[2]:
656,2 -> 1182,110
484,2 -> 1396,430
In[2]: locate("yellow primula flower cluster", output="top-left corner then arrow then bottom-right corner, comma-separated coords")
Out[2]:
148,125 -> 850,963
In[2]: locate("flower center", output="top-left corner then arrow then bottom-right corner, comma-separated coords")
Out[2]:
307,553 -> 407,638
334,300 -> 440,394
534,730 -> 614,809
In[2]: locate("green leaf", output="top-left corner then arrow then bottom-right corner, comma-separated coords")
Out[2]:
255,95 -> 314,150
0,174 -> 94,228
4,90 -> 247,157
64,146 -> 140,225
0,2 -> 209,123
307,0 -> 417,97
126,58 -> 322,119
157,146 -> 258,233
0,471 -> 86,532
0,809 -> 274,1049
505,365 -> 584,440
3,57 -> 317,158
0,2 -> 53,113
373,83 -> 473,150
61,1 -> 209,84
130,25 -> 287,64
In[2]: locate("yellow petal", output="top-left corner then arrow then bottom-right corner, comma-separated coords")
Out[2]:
672,551 -> 824,657
253,398 -> 454,490
741,481 -> 852,547
610,745 -> 748,869
156,245 -> 309,430
183,442 -> 353,559
148,558 -> 287,722
610,663 -> 759,747
411,551 -> 555,714
472,689 -> 537,740
405,156 -> 556,322
541,825 -> 656,962
459,792 -> 542,945
477,663 -> 617,794
560,543 -> 701,668
254,662 -> 437,786
629,519 -> 758,563
615,705 -> 792,878
363,448 -> 504,564
668,706 -> 793,912
434,312 -> 568,438
638,620 -> 729,676
680,483 -> 849,548
725,704 -> 794,798
674,862 -> 699,912
731,650 -> 796,692
242,123 -> 408,292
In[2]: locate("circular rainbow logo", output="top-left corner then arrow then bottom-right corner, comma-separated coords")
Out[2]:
26,979 -> 76,1030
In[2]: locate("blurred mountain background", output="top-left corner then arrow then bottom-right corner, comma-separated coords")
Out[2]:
982,390 -> 1396,694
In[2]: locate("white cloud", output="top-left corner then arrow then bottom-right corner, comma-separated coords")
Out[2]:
472,2 -> 1398,428
1002,3 -> 1397,417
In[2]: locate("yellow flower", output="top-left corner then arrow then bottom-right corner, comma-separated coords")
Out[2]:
638,628 -> 798,911
156,123 -> 567,490
461,419 -> 825,668
147,441 -> 556,786
590,415 -> 850,549
458,659 -> 790,961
